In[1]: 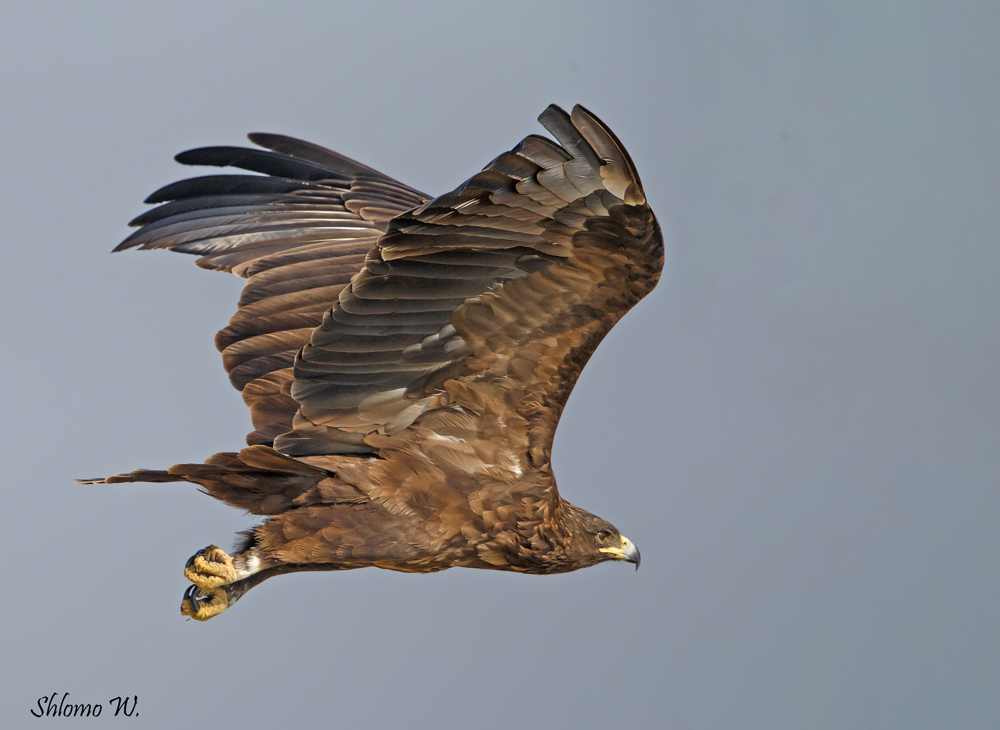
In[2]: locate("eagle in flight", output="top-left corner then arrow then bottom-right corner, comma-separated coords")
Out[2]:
80,104 -> 662,620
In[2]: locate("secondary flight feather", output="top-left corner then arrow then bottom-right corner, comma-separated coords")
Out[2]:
80,104 -> 662,620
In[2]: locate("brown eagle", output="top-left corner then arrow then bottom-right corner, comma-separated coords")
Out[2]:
80,104 -> 662,620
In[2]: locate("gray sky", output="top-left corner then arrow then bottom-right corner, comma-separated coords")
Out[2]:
2,2 -> 998,728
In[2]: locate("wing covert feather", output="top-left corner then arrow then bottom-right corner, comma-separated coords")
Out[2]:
279,105 -> 662,460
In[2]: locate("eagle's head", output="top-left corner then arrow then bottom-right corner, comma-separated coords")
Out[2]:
556,502 -> 641,572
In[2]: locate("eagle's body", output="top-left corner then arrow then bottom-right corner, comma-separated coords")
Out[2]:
82,105 -> 661,619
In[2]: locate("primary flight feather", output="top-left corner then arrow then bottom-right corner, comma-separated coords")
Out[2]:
80,104 -> 662,620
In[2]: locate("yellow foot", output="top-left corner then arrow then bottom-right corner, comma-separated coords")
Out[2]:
180,585 -> 231,621
184,545 -> 239,589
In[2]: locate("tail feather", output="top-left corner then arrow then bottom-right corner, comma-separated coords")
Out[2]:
76,445 -> 357,515
75,470 -> 185,485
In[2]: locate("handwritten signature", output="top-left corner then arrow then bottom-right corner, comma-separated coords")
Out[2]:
31,693 -> 137,718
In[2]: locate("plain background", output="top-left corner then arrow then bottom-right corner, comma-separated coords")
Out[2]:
2,2 -> 998,728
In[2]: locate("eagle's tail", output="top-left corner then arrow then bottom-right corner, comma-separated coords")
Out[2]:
75,471 -> 185,485
75,445 -> 339,515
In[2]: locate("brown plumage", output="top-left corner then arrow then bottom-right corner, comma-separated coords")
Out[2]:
79,104 -> 662,620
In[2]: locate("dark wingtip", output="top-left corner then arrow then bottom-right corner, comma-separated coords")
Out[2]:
247,132 -> 278,147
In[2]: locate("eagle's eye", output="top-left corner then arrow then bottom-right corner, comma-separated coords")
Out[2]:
597,531 -> 610,542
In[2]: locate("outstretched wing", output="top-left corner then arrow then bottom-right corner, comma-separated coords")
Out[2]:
279,104 -> 663,459
116,135 -> 429,446
119,104 -> 662,464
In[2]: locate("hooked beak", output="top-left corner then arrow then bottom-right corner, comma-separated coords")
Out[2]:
599,535 -> 641,571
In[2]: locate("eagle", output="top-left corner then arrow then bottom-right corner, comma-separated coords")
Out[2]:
80,104 -> 662,620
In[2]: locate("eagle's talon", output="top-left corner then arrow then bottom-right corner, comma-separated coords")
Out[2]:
183,545 -> 239,589
181,546 -> 242,620
180,584 -> 231,621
